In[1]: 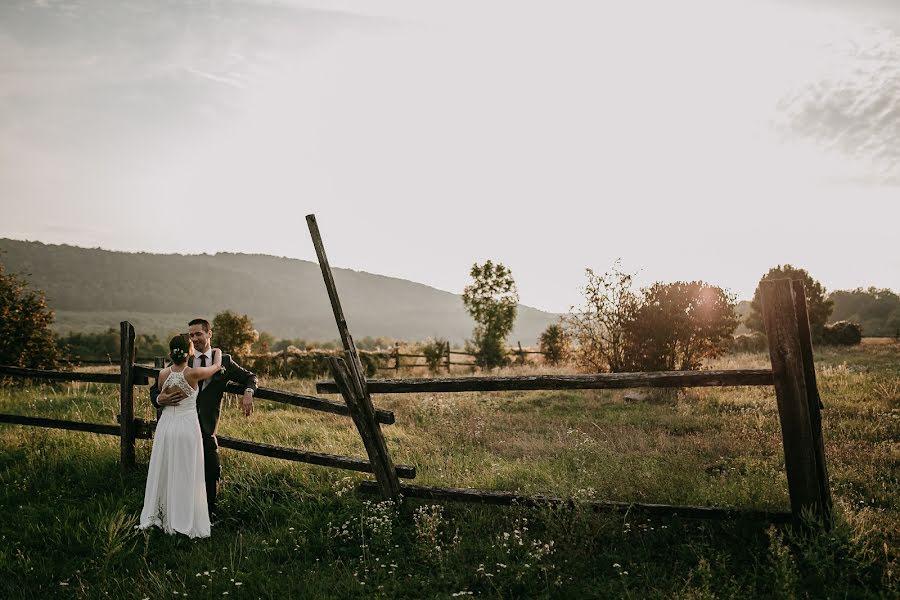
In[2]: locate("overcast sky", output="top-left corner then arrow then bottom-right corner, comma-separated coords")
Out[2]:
1,0 -> 898,312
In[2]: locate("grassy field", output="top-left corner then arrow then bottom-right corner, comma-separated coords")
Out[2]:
0,342 -> 897,598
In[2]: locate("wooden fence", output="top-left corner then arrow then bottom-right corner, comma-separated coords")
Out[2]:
311,254 -> 831,527
0,321 -> 416,481
0,215 -> 833,529
378,341 -> 545,372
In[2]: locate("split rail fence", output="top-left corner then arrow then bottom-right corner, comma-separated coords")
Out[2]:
0,214 -> 832,529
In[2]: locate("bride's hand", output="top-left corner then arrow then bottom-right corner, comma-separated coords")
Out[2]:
212,348 -> 223,366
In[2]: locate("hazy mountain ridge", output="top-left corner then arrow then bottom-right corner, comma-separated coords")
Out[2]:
0,239 -> 559,344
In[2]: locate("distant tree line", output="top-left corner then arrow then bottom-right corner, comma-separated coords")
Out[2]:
1,252 -> 895,374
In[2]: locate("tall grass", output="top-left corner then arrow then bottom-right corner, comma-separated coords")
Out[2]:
0,344 -> 896,598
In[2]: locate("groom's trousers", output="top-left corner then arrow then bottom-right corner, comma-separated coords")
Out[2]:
202,434 -> 221,516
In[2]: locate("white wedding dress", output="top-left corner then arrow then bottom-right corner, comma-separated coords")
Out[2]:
138,368 -> 211,538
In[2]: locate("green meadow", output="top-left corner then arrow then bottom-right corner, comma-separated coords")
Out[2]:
0,343 -> 897,598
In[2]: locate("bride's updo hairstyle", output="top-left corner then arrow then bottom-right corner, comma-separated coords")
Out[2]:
169,334 -> 191,365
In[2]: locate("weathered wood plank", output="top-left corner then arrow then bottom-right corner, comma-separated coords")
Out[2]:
791,279 -> 833,527
119,321 -> 136,471
0,366 -> 122,384
316,369 -> 775,395
329,357 -> 403,499
307,213 -> 402,501
131,365 -> 396,424
357,482 -> 791,523
760,279 -> 823,523
0,413 -> 121,436
133,418 -> 415,478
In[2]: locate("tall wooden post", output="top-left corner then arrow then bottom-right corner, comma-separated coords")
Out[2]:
759,279 -> 830,526
791,280 -> 833,527
307,214 -> 402,501
119,321 -> 136,471
445,341 -> 451,373
394,344 -> 400,374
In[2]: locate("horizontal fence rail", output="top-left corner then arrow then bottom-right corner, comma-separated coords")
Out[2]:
359,482 -> 792,523
134,419 -> 415,478
317,369 -> 776,395
0,413 -> 122,436
0,365 -> 149,385
132,366 -> 395,425
0,414 -> 414,479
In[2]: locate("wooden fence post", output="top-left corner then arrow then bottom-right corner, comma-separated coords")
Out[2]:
445,341 -> 451,373
394,344 -> 400,373
307,214 -> 402,502
759,279 -> 829,526
791,280 -> 833,527
119,321 -> 136,471
328,357 -> 401,499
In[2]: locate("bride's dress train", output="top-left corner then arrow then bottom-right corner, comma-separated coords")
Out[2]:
138,369 -> 210,538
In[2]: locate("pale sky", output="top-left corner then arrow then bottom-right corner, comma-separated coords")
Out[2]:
1,0 -> 898,313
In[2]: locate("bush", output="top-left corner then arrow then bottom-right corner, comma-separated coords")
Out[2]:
623,281 -> 739,371
539,323 -> 570,366
822,321 -> 862,346
0,260 -> 59,368
248,347 -> 387,379
420,338 -> 448,373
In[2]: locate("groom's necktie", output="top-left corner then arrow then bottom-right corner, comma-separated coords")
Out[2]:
199,354 -> 207,390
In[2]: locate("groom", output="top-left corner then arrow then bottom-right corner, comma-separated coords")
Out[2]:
150,318 -> 258,519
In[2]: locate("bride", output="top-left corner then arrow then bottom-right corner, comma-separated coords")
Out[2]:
139,334 -> 222,538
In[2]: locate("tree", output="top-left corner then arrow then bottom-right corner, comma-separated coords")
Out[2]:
462,261 -> 518,370
538,323 -> 570,366
0,261 -> 59,368
212,310 -> 258,360
563,262 -> 640,372
624,282 -> 739,371
746,265 -> 833,343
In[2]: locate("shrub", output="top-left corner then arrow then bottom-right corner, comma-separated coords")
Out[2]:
822,321 -> 862,346
539,323 -> 570,366
420,338 -> 448,373
624,281 -> 739,371
0,260 -> 59,368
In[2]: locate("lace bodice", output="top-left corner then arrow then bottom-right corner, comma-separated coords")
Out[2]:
162,369 -> 198,414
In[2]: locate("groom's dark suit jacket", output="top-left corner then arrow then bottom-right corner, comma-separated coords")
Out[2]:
150,353 -> 258,437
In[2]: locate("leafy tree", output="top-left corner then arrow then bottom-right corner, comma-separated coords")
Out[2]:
539,323 -> 570,366
462,261 -> 518,370
212,310 -> 258,360
746,265 -> 833,343
563,262 -> 639,372
624,282 -> 738,371
0,261 -> 59,368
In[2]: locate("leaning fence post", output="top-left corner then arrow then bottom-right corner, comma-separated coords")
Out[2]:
759,279 -> 827,526
119,321 -> 136,471
307,214 -> 402,502
791,279 -> 833,528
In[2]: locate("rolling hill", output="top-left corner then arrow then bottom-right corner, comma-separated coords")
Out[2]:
0,239 -> 559,345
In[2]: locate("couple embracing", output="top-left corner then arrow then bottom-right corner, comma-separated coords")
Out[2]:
138,318 -> 258,538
